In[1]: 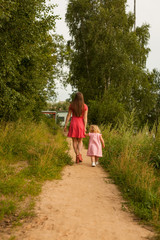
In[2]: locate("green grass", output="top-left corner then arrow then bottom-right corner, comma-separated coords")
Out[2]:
99,123 -> 160,234
8,236 -> 16,240
0,119 -> 72,224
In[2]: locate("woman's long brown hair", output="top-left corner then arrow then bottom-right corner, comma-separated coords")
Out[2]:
71,92 -> 85,117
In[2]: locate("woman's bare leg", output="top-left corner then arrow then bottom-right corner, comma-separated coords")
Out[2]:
77,138 -> 83,155
72,138 -> 78,155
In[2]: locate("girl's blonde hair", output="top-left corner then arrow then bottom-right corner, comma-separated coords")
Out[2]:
89,125 -> 101,133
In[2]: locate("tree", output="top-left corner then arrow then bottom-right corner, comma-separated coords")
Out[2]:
48,100 -> 70,111
66,0 -> 155,127
0,0 -> 62,121
145,70 -> 160,130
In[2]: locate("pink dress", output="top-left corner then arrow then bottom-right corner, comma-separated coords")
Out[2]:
68,104 -> 88,138
87,133 -> 102,157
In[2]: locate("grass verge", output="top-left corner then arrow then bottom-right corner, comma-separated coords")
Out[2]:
84,123 -> 160,238
0,119 -> 72,225
100,124 -> 160,235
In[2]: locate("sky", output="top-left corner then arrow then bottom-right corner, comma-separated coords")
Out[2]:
50,0 -> 160,102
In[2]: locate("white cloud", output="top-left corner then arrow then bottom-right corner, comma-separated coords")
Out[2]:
127,0 -> 160,70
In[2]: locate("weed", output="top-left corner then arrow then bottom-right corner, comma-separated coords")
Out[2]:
100,123 -> 160,232
0,120 -> 72,223
8,236 -> 16,240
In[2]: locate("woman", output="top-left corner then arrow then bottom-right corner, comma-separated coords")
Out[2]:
64,92 -> 88,163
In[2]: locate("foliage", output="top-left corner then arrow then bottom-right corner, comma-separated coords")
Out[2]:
0,0 -> 65,121
66,0 -> 150,99
0,120 -> 72,222
99,121 -> 160,229
149,129 -> 160,169
146,70 -> 160,130
66,0 -> 159,128
88,92 -> 127,125
48,100 -> 70,111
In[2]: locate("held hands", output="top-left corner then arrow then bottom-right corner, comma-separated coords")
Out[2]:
84,128 -> 86,136
85,132 -> 89,137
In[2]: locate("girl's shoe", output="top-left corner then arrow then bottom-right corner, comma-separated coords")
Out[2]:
92,162 -> 96,167
96,161 -> 99,165
76,155 -> 79,163
79,153 -> 83,162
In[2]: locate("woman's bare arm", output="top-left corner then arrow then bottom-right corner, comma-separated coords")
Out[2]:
83,109 -> 88,132
64,110 -> 72,132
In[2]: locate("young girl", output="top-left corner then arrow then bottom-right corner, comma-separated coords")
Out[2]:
86,125 -> 105,167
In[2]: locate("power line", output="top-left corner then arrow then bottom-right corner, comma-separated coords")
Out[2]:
134,0 -> 136,31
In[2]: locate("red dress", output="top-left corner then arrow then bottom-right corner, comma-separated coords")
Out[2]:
68,104 -> 88,138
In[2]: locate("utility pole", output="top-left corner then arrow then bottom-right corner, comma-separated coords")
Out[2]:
134,0 -> 136,31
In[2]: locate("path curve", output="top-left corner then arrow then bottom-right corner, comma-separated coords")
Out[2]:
5,138 -> 154,240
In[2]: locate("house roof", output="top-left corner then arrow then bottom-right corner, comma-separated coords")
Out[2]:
42,111 -> 56,114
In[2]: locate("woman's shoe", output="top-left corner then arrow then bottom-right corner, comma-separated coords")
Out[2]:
76,155 -> 79,163
79,153 -> 83,162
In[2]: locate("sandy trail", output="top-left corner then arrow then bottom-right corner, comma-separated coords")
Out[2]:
3,138 -> 154,240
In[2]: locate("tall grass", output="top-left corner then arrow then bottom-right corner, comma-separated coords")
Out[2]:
0,120 -> 72,223
100,123 -> 160,230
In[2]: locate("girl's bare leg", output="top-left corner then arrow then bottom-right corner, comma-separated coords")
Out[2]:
95,156 -> 99,164
91,156 -> 94,163
91,156 -> 96,166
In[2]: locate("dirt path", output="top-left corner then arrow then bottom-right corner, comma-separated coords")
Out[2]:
3,138 -> 154,240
